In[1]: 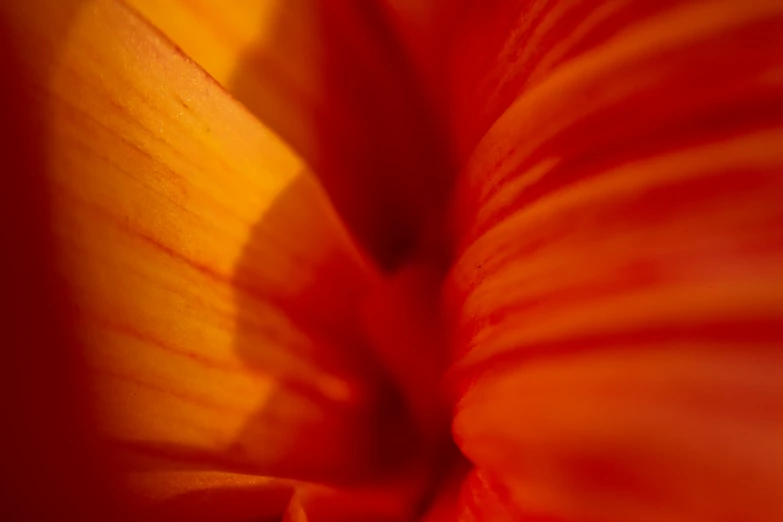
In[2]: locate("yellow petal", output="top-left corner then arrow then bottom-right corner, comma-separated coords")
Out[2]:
1,0 -> 404,505
126,0 -> 455,268
124,0 -> 321,162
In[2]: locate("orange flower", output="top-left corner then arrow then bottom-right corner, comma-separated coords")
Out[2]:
1,1 -> 782,521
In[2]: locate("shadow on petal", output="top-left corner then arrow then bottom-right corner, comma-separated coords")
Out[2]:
230,172 -> 421,486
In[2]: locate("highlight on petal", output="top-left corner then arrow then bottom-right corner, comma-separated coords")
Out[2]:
127,470 -> 293,522
447,1 -> 783,520
124,0 -> 323,166
127,0 -> 456,268
1,0 -> 412,515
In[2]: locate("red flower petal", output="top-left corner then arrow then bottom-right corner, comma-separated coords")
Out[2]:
448,1 -> 783,521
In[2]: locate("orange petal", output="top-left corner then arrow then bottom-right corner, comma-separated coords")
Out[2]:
126,0 -> 455,268
0,0 -> 410,512
447,1 -> 783,521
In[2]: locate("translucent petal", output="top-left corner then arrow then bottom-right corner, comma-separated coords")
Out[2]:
0,0 -> 408,516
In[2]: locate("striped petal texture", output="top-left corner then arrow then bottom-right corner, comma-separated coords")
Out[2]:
448,1 -> 783,521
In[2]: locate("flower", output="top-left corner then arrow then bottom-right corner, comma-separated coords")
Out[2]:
1,0 -> 783,521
